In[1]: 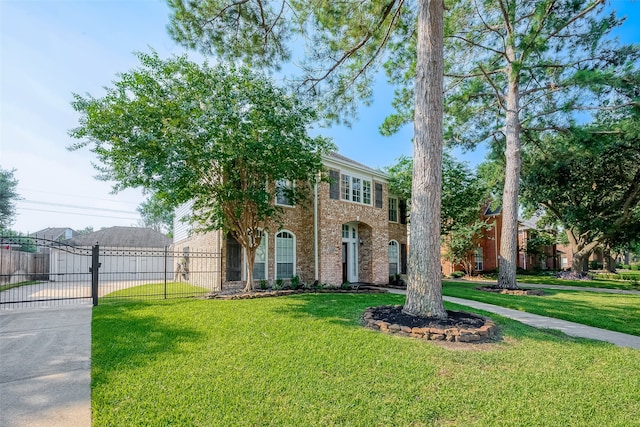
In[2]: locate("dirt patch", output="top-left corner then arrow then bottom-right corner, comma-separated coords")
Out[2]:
476,285 -> 544,296
363,305 -> 499,344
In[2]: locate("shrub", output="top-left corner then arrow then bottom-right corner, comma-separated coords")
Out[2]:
632,265 -> 640,271
341,282 -> 351,290
450,271 -> 465,278
273,278 -> 284,290
290,275 -> 301,290
554,271 -> 592,281
259,279 -> 268,290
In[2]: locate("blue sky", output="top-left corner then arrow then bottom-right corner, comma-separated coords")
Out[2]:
1,0 -> 638,234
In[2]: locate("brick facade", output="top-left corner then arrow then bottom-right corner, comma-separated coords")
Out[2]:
173,152 -> 408,287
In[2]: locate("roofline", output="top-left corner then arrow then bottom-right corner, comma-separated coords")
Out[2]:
322,153 -> 388,181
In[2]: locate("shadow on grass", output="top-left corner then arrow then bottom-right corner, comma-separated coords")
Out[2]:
267,292 -> 612,349
92,301 -> 205,378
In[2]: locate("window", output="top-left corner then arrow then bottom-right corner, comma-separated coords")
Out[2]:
329,170 -> 340,200
389,197 -> 398,222
363,180 -> 371,205
474,247 -> 484,271
340,173 -> 372,206
389,240 -> 399,276
276,179 -> 293,206
352,177 -> 362,203
276,231 -> 295,278
253,231 -> 267,280
375,183 -> 383,208
342,174 -> 351,200
342,224 -> 350,239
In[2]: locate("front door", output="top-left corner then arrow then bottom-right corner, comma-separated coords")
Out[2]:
341,223 -> 358,283
226,233 -> 242,281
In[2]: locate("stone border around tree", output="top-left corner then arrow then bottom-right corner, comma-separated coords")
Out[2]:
362,305 -> 499,343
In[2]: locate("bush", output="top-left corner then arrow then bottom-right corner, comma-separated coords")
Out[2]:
341,282 -> 351,290
632,265 -> 640,271
450,271 -> 465,278
259,279 -> 268,290
589,261 -> 603,270
554,271 -> 592,281
273,278 -> 284,290
290,275 -> 301,290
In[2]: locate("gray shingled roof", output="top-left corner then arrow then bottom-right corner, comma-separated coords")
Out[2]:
28,227 -> 77,240
62,227 -> 172,248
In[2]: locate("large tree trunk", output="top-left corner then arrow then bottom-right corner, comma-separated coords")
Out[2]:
404,0 -> 447,319
603,246 -> 615,272
497,55 -> 521,290
566,229 -> 600,274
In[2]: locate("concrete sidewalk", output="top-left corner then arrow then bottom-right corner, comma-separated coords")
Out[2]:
448,278 -> 640,295
383,288 -> 640,349
0,304 -> 92,427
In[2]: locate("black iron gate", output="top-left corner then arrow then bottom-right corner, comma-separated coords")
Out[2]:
1,235 -> 221,309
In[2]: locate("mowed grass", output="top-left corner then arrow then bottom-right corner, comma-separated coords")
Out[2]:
514,274 -> 640,290
92,294 -> 640,426
443,281 -> 640,336
102,282 -> 212,299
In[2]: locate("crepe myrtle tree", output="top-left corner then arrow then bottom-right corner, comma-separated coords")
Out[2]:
69,51 -> 334,291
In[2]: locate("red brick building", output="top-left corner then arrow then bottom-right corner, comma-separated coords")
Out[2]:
172,152 -> 408,288
440,206 -> 561,276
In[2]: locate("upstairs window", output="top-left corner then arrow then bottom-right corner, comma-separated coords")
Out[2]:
340,173 -> 372,206
389,197 -> 398,222
276,179 -> 293,206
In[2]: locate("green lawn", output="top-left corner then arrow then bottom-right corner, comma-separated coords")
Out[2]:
513,274 -> 640,290
0,280 -> 41,292
443,281 -> 640,336
101,282 -> 212,300
92,294 -> 640,426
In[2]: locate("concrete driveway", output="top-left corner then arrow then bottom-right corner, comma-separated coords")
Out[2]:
0,305 -> 92,427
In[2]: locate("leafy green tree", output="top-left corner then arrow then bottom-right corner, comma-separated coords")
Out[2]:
387,152 -> 490,277
383,0 -> 639,288
76,226 -> 94,236
521,119 -> 640,273
0,229 -> 36,253
0,168 -> 20,230
69,51 -> 333,291
137,193 -> 174,237
168,0 -> 448,318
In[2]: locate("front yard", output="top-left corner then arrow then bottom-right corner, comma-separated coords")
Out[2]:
92,293 -> 640,426
442,281 -> 640,336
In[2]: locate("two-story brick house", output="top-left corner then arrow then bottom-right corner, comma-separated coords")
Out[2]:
172,152 -> 408,288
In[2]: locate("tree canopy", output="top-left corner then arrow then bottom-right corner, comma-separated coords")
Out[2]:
0,168 -> 19,230
383,0 -> 639,289
69,51 -> 334,291
521,97 -> 640,272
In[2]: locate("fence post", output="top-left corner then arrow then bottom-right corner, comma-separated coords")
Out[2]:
91,243 -> 100,306
164,246 -> 168,300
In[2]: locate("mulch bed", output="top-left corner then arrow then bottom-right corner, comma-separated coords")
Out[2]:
363,305 -> 499,343
476,285 -> 545,296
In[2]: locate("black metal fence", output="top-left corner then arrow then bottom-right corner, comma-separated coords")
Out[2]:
0,235 -> 221,309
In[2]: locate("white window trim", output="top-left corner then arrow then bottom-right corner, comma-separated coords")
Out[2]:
275,179 -> 294,207
388,240 -> 399,276
389,197 -> 399,223
275,230 -> 296,279
474,247 -> 484,272
340,173 -> 373,206
245,231 -> 268,281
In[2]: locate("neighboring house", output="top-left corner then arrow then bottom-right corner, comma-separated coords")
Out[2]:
172,152 -> 409,287
28,227 -> 77,253
441,206 -> 561,275
50,226 -> 173,282
29,227 -> 77,242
